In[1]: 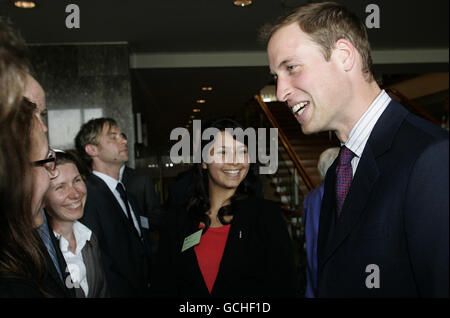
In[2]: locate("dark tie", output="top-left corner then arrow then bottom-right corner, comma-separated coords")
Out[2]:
116,182 -> 140,236
335,146 -> 355,217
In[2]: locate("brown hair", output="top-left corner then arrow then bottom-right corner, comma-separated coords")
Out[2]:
75,117 -> 118,171
0,98 -> 50,295
0,17 -> 30,118
260,1 -> 374,81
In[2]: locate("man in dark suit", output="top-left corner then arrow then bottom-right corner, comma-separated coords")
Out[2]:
26,74 -> 75,298
118,133 -> 164,233
75,118 -> 153,297
265,2 -> 448,297
122,165 -> 164,256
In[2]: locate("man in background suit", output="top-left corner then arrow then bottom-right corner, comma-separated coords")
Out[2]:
265,2 -> 448,297
25,74 -> 75,298
75,118 -> 153,297
118,133 -> 164,233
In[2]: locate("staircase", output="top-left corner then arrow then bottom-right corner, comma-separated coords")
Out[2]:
255,96 -> 339,214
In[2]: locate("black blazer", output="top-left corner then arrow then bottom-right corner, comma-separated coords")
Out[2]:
122,166 -> 164,232
69,232 -> 110,298
42,212 -> 76,298
80,174 -> 153,297
317,100 -> 449,297
0,276 -> 45,298
151,196 -> 297,298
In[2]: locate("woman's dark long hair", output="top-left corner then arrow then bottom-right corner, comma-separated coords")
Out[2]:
0,97 -> 50,296
186,117 -> 259,233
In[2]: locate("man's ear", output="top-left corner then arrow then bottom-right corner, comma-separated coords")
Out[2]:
334,39 -> 356,73
85,144 -> 97,157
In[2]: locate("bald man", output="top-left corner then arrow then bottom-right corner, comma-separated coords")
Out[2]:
24,74 -> 74,297
24,74 -> 48,133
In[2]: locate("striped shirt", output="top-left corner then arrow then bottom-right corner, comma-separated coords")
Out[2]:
343,90 -> 391,177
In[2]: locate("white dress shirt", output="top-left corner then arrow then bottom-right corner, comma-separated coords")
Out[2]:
343,90 -> 392,177
92,170 -> 141,236
54,221 -> 92,297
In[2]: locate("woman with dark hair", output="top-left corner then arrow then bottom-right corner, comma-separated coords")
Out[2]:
152,118 -> 296,297
0,98 -> 54,297
44,151 -> 109,298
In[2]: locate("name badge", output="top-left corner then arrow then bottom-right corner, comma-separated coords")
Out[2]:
181,229 -> 202,252
140,216 -> 149,229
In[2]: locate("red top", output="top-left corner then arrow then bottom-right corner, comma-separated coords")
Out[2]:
194,224 -> 231,294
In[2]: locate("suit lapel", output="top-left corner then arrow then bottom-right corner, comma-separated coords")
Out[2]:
178,218 -> 210,295
210,201 -> 248,296
90,174 -> 142,241
318,100 -> 409,269
321,145 -> 379,266
317,159 -> 337,270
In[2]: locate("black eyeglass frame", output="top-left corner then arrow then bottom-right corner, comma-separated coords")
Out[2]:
32,149 -> 56,172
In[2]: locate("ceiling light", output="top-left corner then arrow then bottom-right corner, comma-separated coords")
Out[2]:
190,115 -> 195,119
233,0 -> 252,7
196,99 -> 205,104
193,109 -> 201,113
201,86 -> 213,91
14,1 -> 36,8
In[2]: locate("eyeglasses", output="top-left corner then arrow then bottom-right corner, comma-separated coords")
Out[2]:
32,148 -> 59,179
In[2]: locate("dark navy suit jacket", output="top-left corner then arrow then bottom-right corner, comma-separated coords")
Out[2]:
317,100 -> 449,297
80,174 -> 153,297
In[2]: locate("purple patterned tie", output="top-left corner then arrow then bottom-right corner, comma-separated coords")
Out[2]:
335,146 -> 355,217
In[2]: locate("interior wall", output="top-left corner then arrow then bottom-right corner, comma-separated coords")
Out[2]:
29,44 -> 136,167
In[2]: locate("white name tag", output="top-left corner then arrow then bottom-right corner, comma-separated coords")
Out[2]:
140,216 -> 149,229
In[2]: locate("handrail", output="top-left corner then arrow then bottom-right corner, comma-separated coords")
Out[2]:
254,94 -> 315,192
385,88 -> 443,126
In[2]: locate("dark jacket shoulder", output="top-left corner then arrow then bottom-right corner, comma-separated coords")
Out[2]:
0,276 -> 45,298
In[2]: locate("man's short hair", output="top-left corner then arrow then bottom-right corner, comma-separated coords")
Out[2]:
260,1 -> 374,82
75,117 -> 117,167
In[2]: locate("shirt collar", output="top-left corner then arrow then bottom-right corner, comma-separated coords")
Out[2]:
93,170 -> 121,195
119,164 -> 125,182
343,90 -> 391,158
53,221 -> 92,254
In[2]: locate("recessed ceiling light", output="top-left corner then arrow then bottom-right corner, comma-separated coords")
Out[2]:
233,0 -> 252,7
201,86 -> 213,91
14,1 -> 36,8
196,99 -> 205,104
193,109 -> 201,113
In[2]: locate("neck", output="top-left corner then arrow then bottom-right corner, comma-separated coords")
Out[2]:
93,161 -> 122,180
335,80 -> 381,143
207,182 -> 235,220
51,219 -> 76,251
